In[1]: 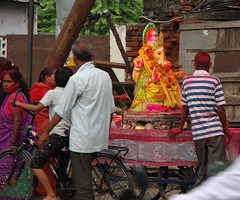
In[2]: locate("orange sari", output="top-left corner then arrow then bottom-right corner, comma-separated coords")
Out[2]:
30,82 -> 56,196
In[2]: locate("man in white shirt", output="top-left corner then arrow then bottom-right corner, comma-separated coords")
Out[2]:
42,39 -> 115,200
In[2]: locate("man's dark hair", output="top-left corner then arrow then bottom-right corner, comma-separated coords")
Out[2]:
194,51 -> 211,69
71,39 -> 92,62
55,67 -> 73,87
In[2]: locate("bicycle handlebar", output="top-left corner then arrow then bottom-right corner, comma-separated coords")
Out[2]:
11,88 -> 36,117
10,88 -> 21,107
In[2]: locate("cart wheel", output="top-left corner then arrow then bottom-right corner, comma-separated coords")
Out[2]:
158,166 -> 197,199
158,167 -> 168,200
135,167 -> 163,200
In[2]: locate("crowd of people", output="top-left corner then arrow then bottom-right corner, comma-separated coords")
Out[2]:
0,39 -> 115,200
0,39 -> 237,200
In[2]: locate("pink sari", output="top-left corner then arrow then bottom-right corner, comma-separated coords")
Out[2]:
0,92 -> 34,199
0,92 -> 31,151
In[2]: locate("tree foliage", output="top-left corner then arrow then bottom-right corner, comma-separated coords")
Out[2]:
37,0 -> 143,35
38,0 -> 56,33
81,0 -> 143,35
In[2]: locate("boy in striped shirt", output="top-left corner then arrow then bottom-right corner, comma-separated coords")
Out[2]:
168,51 -> 232,185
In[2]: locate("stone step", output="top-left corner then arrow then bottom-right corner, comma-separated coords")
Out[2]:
221,77 -> 240,96
225,95 -> 240,105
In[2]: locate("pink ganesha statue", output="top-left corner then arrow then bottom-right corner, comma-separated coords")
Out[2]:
131,23 -> 186,112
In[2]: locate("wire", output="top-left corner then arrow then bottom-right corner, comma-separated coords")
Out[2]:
140,0 -> 207,24
140,16 -> 183,24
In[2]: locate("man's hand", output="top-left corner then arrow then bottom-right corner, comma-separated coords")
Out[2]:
168,127 -> 182,140
10,142 -> 16,147
224,128 -> 232,143
37,132 -> 49,150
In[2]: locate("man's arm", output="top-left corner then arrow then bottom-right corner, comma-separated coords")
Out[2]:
217,105 -> 232,140
109,113 -> 113,132
168,105 -> 189,140
37,113 -> 62,149
217,105 -> 227,128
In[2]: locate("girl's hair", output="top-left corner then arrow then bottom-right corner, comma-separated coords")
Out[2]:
0,57 -> 19,72
0,57 -> 12,70
38,66 -> 57,83
4,70 -> 30,102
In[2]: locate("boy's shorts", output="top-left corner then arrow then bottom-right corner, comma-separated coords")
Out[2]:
30,134 -> 69,169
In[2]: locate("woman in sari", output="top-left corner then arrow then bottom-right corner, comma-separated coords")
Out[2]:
0,57 -> 19,106
30,66 -> 57,197
30,66 -> 56,132
0,69 -> 32,199
0,69 -> 31,150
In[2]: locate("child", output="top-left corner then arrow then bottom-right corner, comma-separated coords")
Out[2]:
15,66 -> 73,200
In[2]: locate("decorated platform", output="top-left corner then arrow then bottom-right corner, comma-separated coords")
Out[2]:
109,128 -> 240,167
123,110 -> 191,130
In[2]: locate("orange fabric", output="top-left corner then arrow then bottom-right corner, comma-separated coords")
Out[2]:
30,82 -> 51,102
29,82 -> 56,196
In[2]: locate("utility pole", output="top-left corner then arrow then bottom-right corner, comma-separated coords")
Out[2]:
43,0 -> 96,68
27,0 -> 34,87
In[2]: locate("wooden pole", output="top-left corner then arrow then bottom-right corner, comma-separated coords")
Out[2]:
102,10 -> 133,76
43,0 -> 96,68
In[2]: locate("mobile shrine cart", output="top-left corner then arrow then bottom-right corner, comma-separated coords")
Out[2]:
109,127 -> 240,200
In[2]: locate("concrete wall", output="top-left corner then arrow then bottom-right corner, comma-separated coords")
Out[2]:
110,25 -> 126,82
179,20 -> 240,127
7,34 -> 55,86
179,21 -> 240,76
55,0 -> 75,37
0,1 -> 37,35
0,1 -> 38,57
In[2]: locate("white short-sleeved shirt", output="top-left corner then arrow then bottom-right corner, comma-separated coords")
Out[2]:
55,61 -> 115,153
40,87 -> 71,137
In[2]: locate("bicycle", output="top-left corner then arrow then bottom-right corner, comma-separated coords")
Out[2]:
0,88 -> 134,200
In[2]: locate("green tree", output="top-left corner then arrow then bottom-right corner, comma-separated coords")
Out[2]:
37,0 -> 143,35
81,0 -> 143,35
38,0 -> 56,33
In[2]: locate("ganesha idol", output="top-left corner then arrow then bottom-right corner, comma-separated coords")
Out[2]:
130,23 -> 187,112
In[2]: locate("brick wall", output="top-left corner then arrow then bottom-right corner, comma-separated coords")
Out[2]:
125,0 -> 201,78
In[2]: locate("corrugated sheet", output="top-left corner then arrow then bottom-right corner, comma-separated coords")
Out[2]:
1,0 -> 45,7
1,0 -> 39,3
198,0 -> 240,11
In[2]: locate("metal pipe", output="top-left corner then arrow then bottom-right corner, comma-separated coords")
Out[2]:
43,0 -> 96,68
27,0 -> 34,87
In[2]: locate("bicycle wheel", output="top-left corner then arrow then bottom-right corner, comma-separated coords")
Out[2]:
136,167 -> 162,200
0,147 -> 35,200
92,152 -> 133,199
158,166 -> 197,200
55,156 -> 75,200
